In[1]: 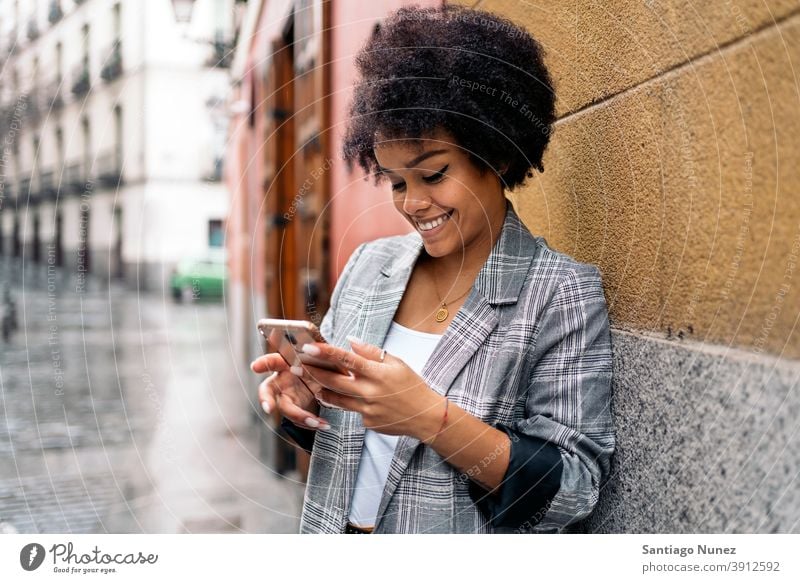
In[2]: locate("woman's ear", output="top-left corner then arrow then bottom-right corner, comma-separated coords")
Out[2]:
495,163 -> 511,190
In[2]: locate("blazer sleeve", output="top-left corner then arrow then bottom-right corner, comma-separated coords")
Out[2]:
281,242 -> 369,453
469,264 -> 615,532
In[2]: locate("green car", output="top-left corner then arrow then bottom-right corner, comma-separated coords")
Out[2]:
170,255 -> 226,301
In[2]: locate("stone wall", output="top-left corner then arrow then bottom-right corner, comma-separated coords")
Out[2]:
452,0 -> 800,532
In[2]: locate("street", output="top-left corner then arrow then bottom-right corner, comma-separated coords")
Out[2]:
0,258 -> 304,533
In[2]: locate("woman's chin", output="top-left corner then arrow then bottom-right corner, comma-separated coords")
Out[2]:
422,241 -> 455,259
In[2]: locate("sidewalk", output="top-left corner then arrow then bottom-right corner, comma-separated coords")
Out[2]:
0,263 -> 305,533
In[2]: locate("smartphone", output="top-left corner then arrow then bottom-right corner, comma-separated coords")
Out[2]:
256,318 -> 350,376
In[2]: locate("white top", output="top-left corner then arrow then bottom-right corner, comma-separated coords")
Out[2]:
347,320 -> 443,528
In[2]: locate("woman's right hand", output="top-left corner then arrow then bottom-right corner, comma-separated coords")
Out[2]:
251,353 -> 331,430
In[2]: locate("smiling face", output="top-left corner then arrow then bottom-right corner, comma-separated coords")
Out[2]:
373,129 -> 508,266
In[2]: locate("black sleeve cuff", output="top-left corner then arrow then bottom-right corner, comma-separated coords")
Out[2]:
280,416 -> 316,454
467,423 -> 563,530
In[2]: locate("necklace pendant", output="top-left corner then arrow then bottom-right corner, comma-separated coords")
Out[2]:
435,304 -> 449,323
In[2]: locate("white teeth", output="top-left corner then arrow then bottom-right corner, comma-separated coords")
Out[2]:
417,212 -> 451,231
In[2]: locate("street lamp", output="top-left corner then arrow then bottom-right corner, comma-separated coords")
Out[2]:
170,0 -> 196,23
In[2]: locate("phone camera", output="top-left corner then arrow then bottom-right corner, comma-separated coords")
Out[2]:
284,332 -> 297,344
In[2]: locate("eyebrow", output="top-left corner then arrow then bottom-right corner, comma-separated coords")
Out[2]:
376,148 -> 448,174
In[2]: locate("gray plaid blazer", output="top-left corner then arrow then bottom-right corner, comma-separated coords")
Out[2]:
300,200 -> 614,533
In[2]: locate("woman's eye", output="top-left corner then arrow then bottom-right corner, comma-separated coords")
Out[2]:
391,182 -> 406,192
422,165 -> 449,183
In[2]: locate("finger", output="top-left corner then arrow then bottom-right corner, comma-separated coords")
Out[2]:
290,359 -> 348,383
260,370 -> 303,411
299,364 -> 363,397
346,335 -> 388,364
302,342 -> 377,378
276,393 -> 331,430
258,372 -> 279,414
288,367 -> 324,396
318,387 -> 363,412
250,353 -> 290,374
274,369 -> 302,392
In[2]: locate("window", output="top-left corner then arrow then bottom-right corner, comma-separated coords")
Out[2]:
113,105 -> 122,166
55,127 -> 64,169
81,23 -> 90,70
208,219 -> 224,247
113,3 -> 121,35
55,41 -> 62,82
81,116 -> 90,178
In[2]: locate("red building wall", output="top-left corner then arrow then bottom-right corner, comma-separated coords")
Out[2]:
327,0 -> 442,286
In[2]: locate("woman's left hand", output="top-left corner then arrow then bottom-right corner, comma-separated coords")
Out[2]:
292,336 -> 443,439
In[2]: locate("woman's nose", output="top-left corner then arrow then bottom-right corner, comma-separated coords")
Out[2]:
401,188 -> 432,215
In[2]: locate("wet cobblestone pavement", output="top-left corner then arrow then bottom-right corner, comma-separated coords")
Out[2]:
0,259 -> 304,533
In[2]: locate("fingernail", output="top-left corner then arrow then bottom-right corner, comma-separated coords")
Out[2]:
261,401 -> 271,414
304,417 -> 320,428
319,423 -> 332,431
289,365 -> 304,376
302,344 -> 321,356
346,335 -> 364,345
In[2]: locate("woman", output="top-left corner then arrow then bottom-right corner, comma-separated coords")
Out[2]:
252,5 -> 614,534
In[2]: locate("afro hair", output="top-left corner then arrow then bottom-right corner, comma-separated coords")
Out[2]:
342,5 -> 556,191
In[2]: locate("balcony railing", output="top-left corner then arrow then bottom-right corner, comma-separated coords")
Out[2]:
18,176 -> 38,203
64,162 -> 87,194
207,33 -> 234,68
204,157 -> 223,182
23,89 -> 41,124
0,105 -> 10,136
96,150 -> 123,187
39,169 -> 58,201
47,78 -> 64,111
48,1 -> 64,25
0,181 -> 15,204
71,61 -> 91,97
27,20 -> 39,42
100,40 -> 122,82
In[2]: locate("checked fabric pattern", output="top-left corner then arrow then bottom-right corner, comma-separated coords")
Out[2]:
300,200 -> 614,534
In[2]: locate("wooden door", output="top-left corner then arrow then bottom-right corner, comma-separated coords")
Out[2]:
261,25 -> 297,477
290,0 -> 331,325
263,30 -> 296,322
261,1 -> 332,481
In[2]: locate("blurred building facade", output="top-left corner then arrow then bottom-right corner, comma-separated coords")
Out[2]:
0,0 -> 240,288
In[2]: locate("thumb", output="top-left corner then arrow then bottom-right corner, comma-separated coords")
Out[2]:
346,335 -> 385,361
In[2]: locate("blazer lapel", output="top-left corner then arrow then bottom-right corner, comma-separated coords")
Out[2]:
370,200 -> 537,530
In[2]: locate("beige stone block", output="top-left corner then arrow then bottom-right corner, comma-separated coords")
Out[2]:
512,13 -> 800,358
453,0 -> 798,115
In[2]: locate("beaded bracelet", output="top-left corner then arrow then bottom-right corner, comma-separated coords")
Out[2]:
426,398 -> 450,447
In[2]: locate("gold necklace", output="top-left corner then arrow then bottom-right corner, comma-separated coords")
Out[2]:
430,269 -> 473,323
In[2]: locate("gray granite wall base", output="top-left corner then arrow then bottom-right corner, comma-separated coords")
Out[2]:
574,330 -> 800,533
